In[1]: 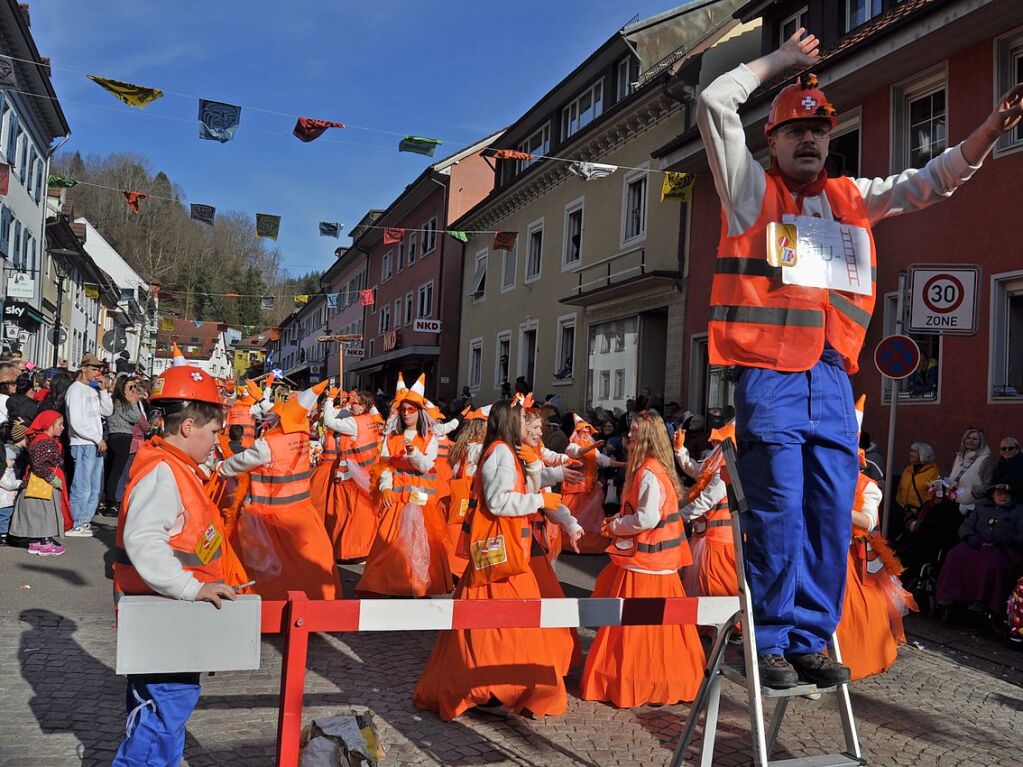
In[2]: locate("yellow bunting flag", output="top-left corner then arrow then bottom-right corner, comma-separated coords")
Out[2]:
161,318 -> 175,332
87,75 -> 164,108
83,283 -> 100,299
294,294 -> 309,305
660,171 -> 694,202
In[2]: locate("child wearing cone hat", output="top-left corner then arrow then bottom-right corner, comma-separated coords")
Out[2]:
219,380 -> 340,600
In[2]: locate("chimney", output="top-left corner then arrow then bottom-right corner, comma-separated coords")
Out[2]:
18,4 -> 29,27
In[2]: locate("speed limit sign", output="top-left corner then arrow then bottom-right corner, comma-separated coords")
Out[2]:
908,265 -> 980,335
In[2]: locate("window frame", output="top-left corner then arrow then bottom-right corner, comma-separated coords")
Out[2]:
421,217 -> 437,256
620,163 -> 650,247
469,249 -> 488,303
890,65 -> 948,173
516,123 -> 550,172
825,108 -> 863,177
779,6 -> 809,44
378,304 -> 391,335
517,319 -> 539,382
845,0 -> 882,32
501,242 -> 518,293
561,80 -> 604,141
381,250 -> 393,282
468,336 -> 484,391
525,217 -> 544,283
988,268 -> 1023,403
562,196 -> 585,272
417,280 -> 434,319
554,312 -> 577,385
404,291 -> 414,327
616,56 -> 639,102
993,26 -> 1023,157
494,329 -> 512,390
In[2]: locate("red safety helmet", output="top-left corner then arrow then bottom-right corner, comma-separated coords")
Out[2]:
149,365 -> 223,406
764,73 -> 837,136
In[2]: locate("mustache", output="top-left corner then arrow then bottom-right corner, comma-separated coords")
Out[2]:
795,144 -> 821,159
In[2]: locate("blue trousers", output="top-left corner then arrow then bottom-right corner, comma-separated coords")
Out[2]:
70,444 -> 104,527
734,360 -> 859,656
113,673 -> 200,766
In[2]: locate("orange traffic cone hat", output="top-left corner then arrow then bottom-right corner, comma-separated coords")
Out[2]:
171,342 -> 186,367
469,403 -> 493,421
370,406 -> 385,425
572,412 -> 595,433
393,373 -> 427,408
271,379 -> 329,434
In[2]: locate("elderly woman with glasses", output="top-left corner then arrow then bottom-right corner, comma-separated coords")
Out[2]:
948,427 -> 994,516
987,438 -> 1023,500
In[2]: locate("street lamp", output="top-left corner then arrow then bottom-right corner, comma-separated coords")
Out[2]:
47,248 -> 76,368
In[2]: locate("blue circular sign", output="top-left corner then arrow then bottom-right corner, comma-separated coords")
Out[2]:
874,335 -> 920,380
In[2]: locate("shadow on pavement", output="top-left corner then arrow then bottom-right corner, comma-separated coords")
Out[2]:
18,563 -> 88,586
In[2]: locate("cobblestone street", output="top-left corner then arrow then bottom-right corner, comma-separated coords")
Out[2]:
1,527 -> 1022,766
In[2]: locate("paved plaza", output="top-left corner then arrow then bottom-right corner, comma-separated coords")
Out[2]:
1,518 -> 1021,766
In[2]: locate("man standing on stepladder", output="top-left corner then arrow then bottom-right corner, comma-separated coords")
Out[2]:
696,29 -> 1023,689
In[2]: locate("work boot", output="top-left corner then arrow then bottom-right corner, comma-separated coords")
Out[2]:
788,653 -> 851,687
757,654 -> 799,688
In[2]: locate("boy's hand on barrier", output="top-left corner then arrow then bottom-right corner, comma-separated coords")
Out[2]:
197,582 -> 237,609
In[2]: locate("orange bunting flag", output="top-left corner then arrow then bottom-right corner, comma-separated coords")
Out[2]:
494,149 -> 534,161
293,117 -> 345,142
122,190 -> 148,214
492,231 -> 518,251
383,227 -> 404,244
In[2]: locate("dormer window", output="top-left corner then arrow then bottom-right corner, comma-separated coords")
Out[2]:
516,123 -> 550,172
846,0 -> 881,31
562,80 -> 603,141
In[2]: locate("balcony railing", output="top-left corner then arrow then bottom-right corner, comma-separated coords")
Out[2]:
563,247 -> 680,306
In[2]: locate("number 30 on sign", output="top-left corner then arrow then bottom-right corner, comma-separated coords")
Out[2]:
908,265 -> 980,336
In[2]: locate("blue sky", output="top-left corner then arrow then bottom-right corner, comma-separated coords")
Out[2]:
30,1 -> 678,277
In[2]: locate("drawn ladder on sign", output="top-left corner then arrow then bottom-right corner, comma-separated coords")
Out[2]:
841,227 -> 860,290
670,438 -> 864,767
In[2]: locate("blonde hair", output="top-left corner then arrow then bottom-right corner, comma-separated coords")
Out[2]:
448,418 -> 486,468
623,410 -> 683,498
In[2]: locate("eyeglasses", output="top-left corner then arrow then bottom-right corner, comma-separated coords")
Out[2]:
400,405 -> 419,414
779,124 -> 830,141
1000,446 -> 1018,453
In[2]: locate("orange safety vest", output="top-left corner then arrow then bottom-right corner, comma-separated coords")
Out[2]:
337,414 -> 380,475
225,401 -> 257,446
709,174 -> 877,374
320,428 -> 338,461
851,471 -> 878,581
691,499 -> 732,545
248,430 -> 313,512
385,432 -> 437,503
609,458 -> 689,571
113,437 -> 225,598
561,434 -> 597,494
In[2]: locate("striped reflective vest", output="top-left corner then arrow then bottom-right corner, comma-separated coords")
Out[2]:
320,428 -> 338,462
248,430 -> 313,512
384,432 -> 437,504
561,434 -> 597,494
610,458 -> 689,571
114,437 -> 225,599
337,414 -> 380,480
225,401 -> 257,448
709,174 -> 877,374
691,499 -> 732,545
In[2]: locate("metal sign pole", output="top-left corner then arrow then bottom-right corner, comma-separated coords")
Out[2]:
882,271 -> 907,539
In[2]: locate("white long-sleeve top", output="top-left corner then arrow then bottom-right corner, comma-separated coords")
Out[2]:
523,458 -> 583,537
479,442 -> 544,517
540,446 -> 572,467
674,445 -> 702,480
257,386 -> 274,414
434,419 -> 459,436
66,380 -> 113,446
858,479 -> 883,532
122,462 -> 204,601
608,469 -> 675,575
0,465 -> 20,507
681,474 -> 726,522
322,401 -> 358,438
219,437 -> 273,477
696,63 -> 982,238
379,429 -> 437,491
565,442 -> 616,468
452,441 -> 483,479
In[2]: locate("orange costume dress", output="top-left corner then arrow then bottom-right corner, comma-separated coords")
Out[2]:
356,430 -> 452,597
220,427 -> 340,600
581,458 -> 706,707
562,430 -> 608,553
837,473 -> 916,680
680,465 -> 737,598
329,411 -> 381,561
414,441 -> 568,720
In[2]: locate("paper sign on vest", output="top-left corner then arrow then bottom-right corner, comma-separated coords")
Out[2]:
768,215 -> 872,296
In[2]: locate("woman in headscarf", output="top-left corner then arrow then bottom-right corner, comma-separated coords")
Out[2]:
9,410 -> 70,555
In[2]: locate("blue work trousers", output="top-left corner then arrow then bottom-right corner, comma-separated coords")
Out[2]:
113,673 -> 201,767
734,359 -> 859,656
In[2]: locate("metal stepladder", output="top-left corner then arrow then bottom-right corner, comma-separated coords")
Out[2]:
670,439 -> 864,767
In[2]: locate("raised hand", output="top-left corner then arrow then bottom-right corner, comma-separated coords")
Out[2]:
780,28 -> 821,69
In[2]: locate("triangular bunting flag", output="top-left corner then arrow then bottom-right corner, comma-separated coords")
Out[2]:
383,227 -> 404,244
319,221 -> 342,238
493,149 -> 534,161
0,163 -> 9,196
87,75 -> 163,108
568,161 -> 618,181
293,117 -> 345,142
492,231 -> 518,251
260,296 -> 275,310
660,171 -> 695,202
48,174 -> 79,188
294,294 -> 309,305
398,135 -> 442,156
0,56 -> 17,89
445,230 -> 469,243
199,99 -> 241,143
255,213 -> 281,240
123,190 -> 148,214
359,289 -> 375,306
190,203 -> 215,226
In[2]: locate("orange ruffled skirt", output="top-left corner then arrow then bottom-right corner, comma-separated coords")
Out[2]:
684,533 -> 738,598
564,487 -> 608,554
529,551 -> 581,674
836,552 -> 898,681
413,567 -> 569,720
246,501 -> 340,601
356,499 -> 452,597
580,563 -> 706,707
309,462 -> 334,528
330,479 -> 378,561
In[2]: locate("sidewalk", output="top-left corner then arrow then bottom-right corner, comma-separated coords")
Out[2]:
0,529 -> 1021,765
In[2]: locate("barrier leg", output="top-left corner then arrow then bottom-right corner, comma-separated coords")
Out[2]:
276,591 -> 310,767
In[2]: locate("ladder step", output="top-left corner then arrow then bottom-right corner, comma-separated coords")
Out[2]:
767,755 -> 864,767
721,663 -> 841,698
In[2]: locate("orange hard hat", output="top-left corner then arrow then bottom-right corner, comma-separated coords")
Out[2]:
764,73 -> 837,136
149,365 -> 222,406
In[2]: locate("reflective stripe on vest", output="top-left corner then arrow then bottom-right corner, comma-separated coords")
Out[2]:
339,415 -> 380,467
708,174 -> 877,374
385,432 -> 436,502
247,431 -> 313,510
611,458 -> 688,571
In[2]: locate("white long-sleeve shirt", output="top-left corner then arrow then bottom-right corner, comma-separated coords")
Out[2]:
565,442 -> 616,467
66,380 -> 113,446
696,63 -> 982,238
681,474 -> 726,522
122,462 -> 204,601
379,430 -> 437,491
479,442 -> 544,517
219,437 -> 273,477
434,419 -> 459,436
540,446 -> 572,467
322,401 -> 358,438
523,458 -> 583,537
452,442 -> 483,479
858,479 -> 883,532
